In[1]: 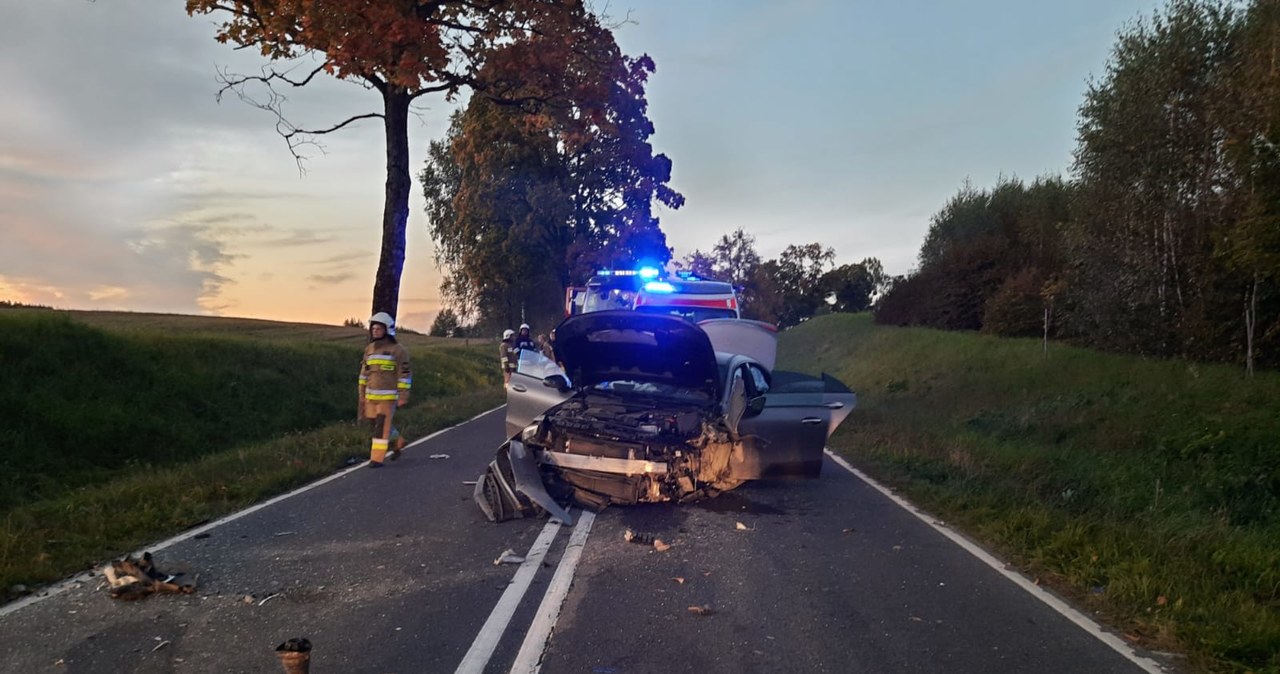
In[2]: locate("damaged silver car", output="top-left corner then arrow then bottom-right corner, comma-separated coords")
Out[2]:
474,311 -> 855,524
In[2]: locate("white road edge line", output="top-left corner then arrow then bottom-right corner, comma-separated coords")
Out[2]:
823,449 -> 1168,674
455,518 -> 565,674
0,404 -> 507,620
509,510 -> 596,674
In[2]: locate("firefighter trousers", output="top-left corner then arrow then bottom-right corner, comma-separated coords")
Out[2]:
364,400 -> 400,464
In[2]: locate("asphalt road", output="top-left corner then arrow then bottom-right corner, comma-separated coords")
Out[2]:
0,408 -> 1177,673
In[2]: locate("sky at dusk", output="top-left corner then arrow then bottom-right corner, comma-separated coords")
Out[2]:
0,0 -> 1161,329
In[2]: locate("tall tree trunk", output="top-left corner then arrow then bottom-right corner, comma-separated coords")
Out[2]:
372,88 -> 412,318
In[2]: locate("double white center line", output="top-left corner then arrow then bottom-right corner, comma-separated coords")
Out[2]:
454,511 -> 598,674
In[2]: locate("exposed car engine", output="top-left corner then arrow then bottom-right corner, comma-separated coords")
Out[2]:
524,392 -> 740,511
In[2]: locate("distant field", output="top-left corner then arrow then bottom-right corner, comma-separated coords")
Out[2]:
778,313 -> 1280,674
0,309 -> 503,597
1,307 -> 469,349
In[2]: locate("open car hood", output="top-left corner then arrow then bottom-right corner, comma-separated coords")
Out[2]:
554,311 -> 720,397
697,318 -> 778,371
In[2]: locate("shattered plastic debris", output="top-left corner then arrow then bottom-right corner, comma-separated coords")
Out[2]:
687,604 -> 715,616
735,521 -> 754,531
100,552 -> 195,600
493,549 -> 525,565
653,539 -> 672,552
429,454 -> 451,460
672,577 -> 685,585
623,529 -> 655,545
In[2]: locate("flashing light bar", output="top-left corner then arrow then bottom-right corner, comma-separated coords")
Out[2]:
643,281 -> 676,293
636,296 -> 735,309
639,266 -> 661,279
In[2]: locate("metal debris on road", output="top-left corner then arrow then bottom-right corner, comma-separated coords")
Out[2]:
623,529 -> 655,545
493,548 -> 525,565
259,593 -> 282,606
151,639 -> 171,652
687,604 -> 715,616
429,453 -> 451,460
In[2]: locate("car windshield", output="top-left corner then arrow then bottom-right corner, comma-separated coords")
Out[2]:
633,305 -> 737,324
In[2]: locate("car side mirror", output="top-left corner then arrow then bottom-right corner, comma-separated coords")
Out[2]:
745,395 -> 766,418
542,374 -> 571,392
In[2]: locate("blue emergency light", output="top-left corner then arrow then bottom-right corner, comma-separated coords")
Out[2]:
639,266 -> 661,279
644,281 -> 676,293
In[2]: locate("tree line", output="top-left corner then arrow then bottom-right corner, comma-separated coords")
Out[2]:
679,230 -> 886,328
876,0 -> 1280,373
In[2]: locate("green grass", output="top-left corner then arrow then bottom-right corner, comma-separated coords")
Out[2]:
778,313 -> 1280,674
0,309 -> 503,597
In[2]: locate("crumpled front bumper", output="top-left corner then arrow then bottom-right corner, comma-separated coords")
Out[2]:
473,440 -> 574,525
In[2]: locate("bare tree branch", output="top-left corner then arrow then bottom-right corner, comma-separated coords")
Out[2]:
215,65 -> 382,175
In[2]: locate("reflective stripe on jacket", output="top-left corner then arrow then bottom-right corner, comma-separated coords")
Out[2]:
360,339 -> 411,400
500,339 -> 519,372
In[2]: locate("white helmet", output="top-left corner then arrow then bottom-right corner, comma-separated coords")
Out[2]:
503,328 -> 515,339
519,323 -> 530,332
369,311 -> 396,336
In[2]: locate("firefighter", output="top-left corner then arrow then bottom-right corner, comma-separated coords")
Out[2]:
515,323 -> 537,352
358,312 -> 411,468
500,328 -> 519,385
536,333 -> 555,360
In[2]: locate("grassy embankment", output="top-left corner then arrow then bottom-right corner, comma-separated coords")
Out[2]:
0,310 -> 503,597
777,313 -> 1280,674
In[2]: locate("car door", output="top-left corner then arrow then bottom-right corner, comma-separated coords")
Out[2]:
729,363 -> 856,479
505,349 -> 574,438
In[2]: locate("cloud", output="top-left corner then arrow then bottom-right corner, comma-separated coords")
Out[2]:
259,229 -> 341,248
307,272 -> 355,285
87,286 -> 129,302
312,251 -> 374,266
